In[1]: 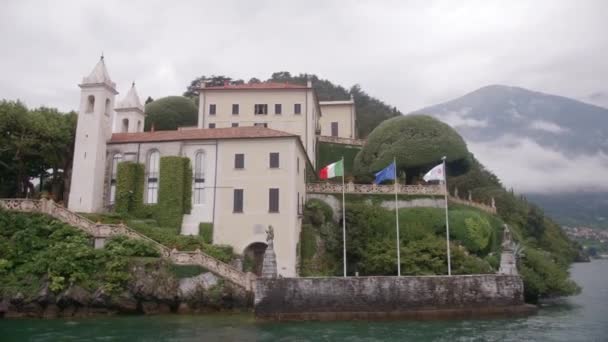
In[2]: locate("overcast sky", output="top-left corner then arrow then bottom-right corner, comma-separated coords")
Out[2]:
1,0 -> 607,113
1,0 -> 607,193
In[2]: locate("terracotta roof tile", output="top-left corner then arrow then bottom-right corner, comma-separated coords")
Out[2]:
200,82 -> 309,90
108,127 -> 297,144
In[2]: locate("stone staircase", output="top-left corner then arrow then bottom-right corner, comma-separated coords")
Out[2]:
0,198 -> 256,292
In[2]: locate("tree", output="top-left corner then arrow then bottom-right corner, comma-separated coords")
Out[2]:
353,115 -> 469,182
145,96 -> 154,104
144,96 -> 198,131
0,100 -> 76,200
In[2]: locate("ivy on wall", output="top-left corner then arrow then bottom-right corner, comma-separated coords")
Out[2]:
199,222 -> 213,243
115,162 -> 144,216
183,161 -> 193,215
156,156 -> 192,231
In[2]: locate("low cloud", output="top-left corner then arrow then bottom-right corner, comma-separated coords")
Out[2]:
468,135 -> 608,193
529,120 -> 569,133
436,108 -> 488,128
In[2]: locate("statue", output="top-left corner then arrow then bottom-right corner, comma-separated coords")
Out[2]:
498,225 -> 518,275
468,190 -> 472,202
454,187 -> 459,198
266,225 -> 274,244
262,225 -> 278,278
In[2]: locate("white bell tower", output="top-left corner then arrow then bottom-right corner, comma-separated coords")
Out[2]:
114,82 -> 146,133
68,56 -> 118,212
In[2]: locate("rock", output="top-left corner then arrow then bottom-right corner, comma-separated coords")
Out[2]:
141,301 -> 172,314
179,272 -> 219,299
35,281 -> 55,305
128,260 -> 179,303
176,302 -> 193,314
91,288 -> 111,307
42,304 -> 60,319
0,298 -> 9,314
57,285 -> 91,308
10,292 -> 25,305
110,291 -> 139,314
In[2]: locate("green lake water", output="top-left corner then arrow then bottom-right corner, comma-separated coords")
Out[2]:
1,260 -> 607,341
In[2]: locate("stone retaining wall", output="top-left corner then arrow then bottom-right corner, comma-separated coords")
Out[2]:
255,275 -> 530,320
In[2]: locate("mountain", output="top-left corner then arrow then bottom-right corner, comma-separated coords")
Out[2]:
411,85 -> 608,228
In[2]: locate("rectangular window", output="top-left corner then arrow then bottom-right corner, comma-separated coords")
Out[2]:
331,122 -> 339,137
233,189 -> 243,213
234,153 -> 244,169
294,103 -> 301,114
254,104 -> 268,115
297,157 -> 300,174
297,192 -> 301,215
254,123 -> 268,128
269,152 -> 279,168
274,104 -> 282,115
147,180 -> 158,204
231,123 -> 239,127
209,123 -> 216,129
232,104 -> 239,115
209,104 -> 216,115
269,188 -> 279,213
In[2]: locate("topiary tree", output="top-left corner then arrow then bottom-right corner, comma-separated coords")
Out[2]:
353,115 -> 469,182
144,96 -> 198,131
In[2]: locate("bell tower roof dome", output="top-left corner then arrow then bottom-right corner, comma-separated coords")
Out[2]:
116,82 -> 145,113
80,55 -> 117,93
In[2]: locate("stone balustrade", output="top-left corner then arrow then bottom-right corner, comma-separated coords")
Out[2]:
306,182 -> 497,214
0,198 -> 255,292
307,182 -> 445,196
318,135 -> 366,146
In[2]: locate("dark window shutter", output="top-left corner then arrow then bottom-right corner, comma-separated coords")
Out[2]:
235,154 -> 244,169
234,189 -> 243,212
331,122 -> 339,137
232,104 -> 239,115
209,123 -> 216,129
269,188 -> 279,212
275,104 -> 282,114
209,104 -> 216,115
232,123 -> 239,127
270,152 -> 279,168
294,103 -> 301,114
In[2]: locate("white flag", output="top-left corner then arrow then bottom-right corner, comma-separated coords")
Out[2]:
423,163 -> 444,182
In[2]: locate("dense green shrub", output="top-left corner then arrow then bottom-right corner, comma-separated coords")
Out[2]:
183,162 -> 193,215
144,96 -> 198,131
353,115 -> 469,180
156,156 -> 191,230
115,162 -> 144,216
317,142 -> 361,177
519,248 -> 580,302
104,236 -> 160,258
199,223 -> 213,244
0,210 -> 140,295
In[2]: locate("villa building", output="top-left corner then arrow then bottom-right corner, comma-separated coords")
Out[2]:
68,58 -> 356,277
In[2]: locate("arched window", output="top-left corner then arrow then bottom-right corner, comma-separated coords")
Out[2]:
146,150 -> 160,204
193,151 -> 205,204
86,95 -> 95,113
109,153 -> 123,205
105,98 -> 111,116
122,118 -> 129,133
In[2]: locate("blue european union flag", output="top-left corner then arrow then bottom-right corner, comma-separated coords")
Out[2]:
374,162 -> 396,184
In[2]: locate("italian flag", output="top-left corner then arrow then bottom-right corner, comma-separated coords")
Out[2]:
319,160 -> 344,179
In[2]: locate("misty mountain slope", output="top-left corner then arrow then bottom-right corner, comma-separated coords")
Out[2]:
410,85 -> 608,228
412,85 -> 608,156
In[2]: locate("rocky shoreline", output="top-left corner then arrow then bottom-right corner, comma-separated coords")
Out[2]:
0,262 -> 250,319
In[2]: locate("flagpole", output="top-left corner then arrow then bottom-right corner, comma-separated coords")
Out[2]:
342,156 -> 347,277
442,156 -> 452,276
394,157 -> 401,276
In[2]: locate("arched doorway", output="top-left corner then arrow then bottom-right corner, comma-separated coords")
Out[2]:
243,242 -> 267,276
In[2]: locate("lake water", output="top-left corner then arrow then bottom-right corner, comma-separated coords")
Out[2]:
1,260 -> 607,341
